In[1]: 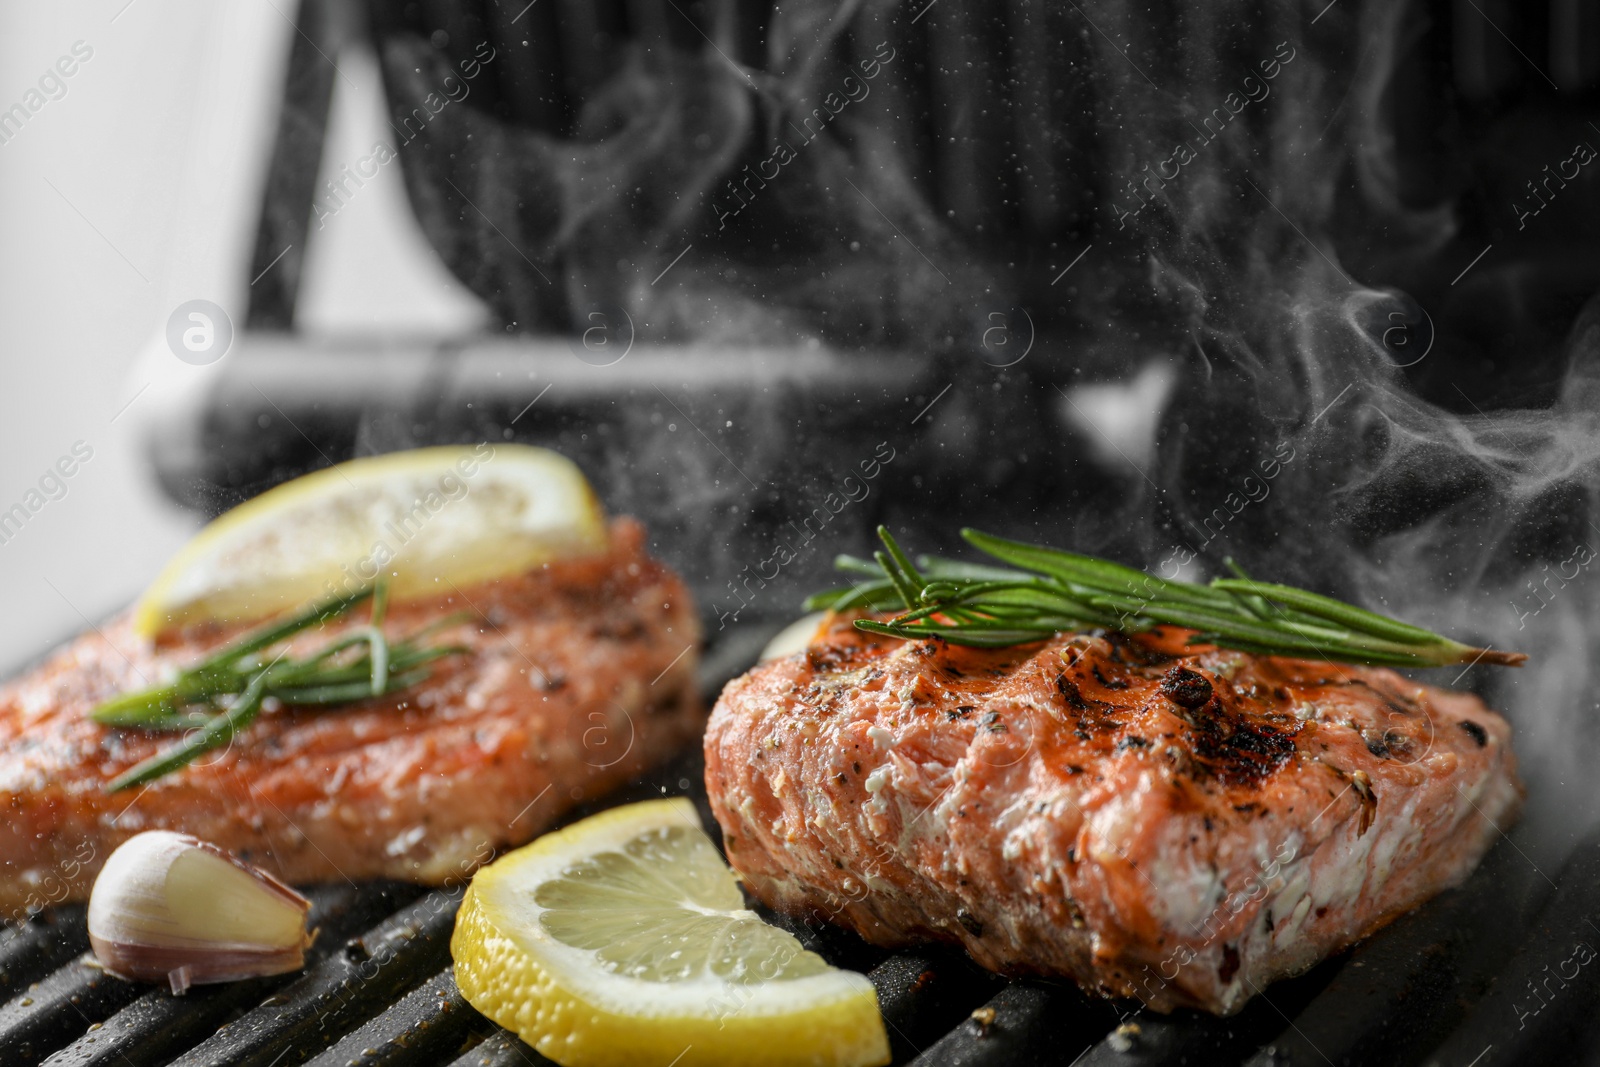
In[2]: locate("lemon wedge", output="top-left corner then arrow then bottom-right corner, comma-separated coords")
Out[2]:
451,798 -> 890,1067
133,444 -> 608,639
759,612 -> 829,662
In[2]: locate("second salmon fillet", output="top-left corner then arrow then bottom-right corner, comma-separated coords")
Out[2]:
0,519 -> 700,915
704,616 -> 1521,1014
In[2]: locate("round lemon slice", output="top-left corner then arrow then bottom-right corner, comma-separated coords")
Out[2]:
133,444 -> 607,639
451,798 -> 891,1067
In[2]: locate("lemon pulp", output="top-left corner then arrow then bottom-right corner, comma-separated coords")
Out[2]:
452,798 -> 890,1067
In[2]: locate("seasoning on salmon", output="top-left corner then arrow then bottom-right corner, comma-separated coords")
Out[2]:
703,615 -> 1521,1015
0,519 -> 699,915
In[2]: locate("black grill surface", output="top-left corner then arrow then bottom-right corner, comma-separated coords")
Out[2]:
1,649 -> 1592,1067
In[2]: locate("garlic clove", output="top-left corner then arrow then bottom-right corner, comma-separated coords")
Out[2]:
88,831 -> 312,989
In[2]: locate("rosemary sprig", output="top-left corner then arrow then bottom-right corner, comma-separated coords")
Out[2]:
805,527 -> 1527,669
95,584 -> 470,792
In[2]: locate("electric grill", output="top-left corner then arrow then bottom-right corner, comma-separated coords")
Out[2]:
0,652 -> 1594,1067
8,0 -> 1600,1062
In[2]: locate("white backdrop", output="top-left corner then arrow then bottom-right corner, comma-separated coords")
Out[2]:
0,1 -> 487,671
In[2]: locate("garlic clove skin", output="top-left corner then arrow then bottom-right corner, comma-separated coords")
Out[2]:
88,831 -> 312,988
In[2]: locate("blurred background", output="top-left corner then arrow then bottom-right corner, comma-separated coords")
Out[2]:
0,2 -> 495,669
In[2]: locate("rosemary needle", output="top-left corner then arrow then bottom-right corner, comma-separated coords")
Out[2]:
96,583 -> 470,792
805,527 -> 1527,670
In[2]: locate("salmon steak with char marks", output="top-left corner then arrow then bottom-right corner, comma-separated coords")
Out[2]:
0,518 -> 700,914
704,614 -> 1521,1014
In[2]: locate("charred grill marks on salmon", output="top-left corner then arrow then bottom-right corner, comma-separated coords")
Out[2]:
704,617 -> 1521,1015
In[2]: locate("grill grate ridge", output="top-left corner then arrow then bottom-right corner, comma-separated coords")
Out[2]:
162,887 -> 460,1067
0,908 -> 88,1003
40,884 -> 424,1067
304,966 -> 488,1067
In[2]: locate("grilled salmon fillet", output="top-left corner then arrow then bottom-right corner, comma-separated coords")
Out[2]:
0,518 -> 699,915
704,615 -> 1521,1015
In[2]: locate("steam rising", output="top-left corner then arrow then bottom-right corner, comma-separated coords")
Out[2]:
373,3 -> 1600,852
1090,3 -> 1600,854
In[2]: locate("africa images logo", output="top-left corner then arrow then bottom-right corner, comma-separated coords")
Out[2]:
165,300 -> 234,365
